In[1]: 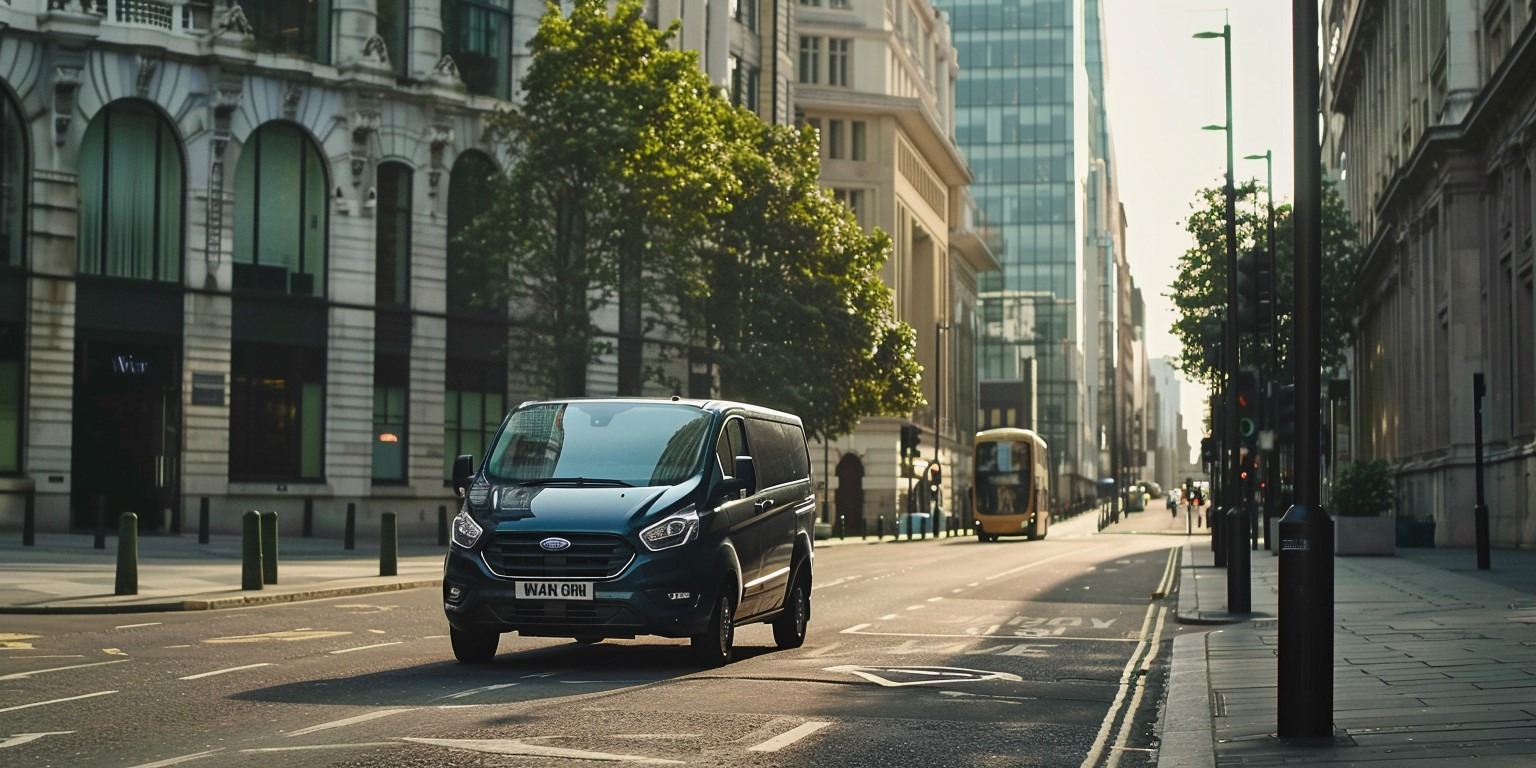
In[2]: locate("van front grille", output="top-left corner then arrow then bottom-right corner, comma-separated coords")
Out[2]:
481,532 -> 634,579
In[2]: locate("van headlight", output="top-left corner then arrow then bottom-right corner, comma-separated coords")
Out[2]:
451,510 -> 485,549
640,508 -> 699,551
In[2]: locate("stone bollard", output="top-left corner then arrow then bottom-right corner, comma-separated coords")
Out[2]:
380,511 -> 398,577
242,510 -> 263,591
344,502 -> 357,551
115,511 -> 138,596
260,510 -> 279,585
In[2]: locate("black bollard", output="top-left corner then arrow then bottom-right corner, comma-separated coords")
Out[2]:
303,497 -> 314,538
198,496 -> 210,544
380,511 -> 398,577
1225,505 -> 1250,613
260,510 -> 278,585
344,502 -> 357,550
22,488 -> 35,546
94,494 -> 107,550
438,504 -> 449,547
877,514 -> 885,540
1277,503 -> 1334,737
115,511 -> 138,596
837,515 -> 845,540
242,510 -> 263,591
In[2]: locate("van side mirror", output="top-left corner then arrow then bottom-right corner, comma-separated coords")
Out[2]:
453,454 -> 475,499
721,455 -> 757,496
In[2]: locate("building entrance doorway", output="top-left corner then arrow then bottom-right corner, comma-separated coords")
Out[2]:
835,452 -> 865,536
71,336 -> 181,533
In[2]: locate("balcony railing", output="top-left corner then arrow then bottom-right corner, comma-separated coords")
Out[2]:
52,0 -> 212,35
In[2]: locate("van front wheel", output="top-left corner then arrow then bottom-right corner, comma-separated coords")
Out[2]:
690,585 -> 735,666
450,626 -> 499,664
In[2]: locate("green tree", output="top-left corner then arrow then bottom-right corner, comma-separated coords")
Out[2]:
677,114 -> 923,440
1168,177 -> 1360,391
458,0 -> 732,396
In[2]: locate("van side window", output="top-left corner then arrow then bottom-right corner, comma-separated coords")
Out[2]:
716,418 -> 747,478
745,418 -> 809,488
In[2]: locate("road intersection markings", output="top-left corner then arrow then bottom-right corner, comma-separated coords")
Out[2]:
0,633 -> 38,650
205,629 -> 350,644
0,658 -> 129,680
0,731 -> 74,749
823,665 -> 1023,687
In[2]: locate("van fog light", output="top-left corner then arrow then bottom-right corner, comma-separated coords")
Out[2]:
445,583 -> 467,604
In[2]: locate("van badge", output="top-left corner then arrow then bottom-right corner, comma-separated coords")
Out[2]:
539,537 -> 572,552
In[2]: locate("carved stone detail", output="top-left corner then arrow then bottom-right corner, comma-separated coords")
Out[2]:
362,34 -> 391,67
52,66 -> 81,146
350,110 -> 380,187
136,56 -> 159,98
222,3 -> 254,36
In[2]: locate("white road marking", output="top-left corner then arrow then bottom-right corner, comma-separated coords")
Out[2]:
179,663 -> 273,680
825,665 -> 1022,687
0,731 -> 74,749
840,628 -> 1138,641
1080,603 -> 1164,768
801,642 -> 842,658
984,546 -> 1109,581
746,721 -> 832,752
437,683 -> 519,700
286,709 -> 415,737
926,597 -> 944,602
115,622 -> 161,630
812,575 -> 863,590
0,691 -> 117,714
905,605 -> 925,611
241,743 -> 397,752
403,738 -> 684,763
878,613 -> 899,620
126,750 -> 221,767
0,659 -> 129,680
329,641 -> 402,654
103,648 -> 127,655
840,623 -> 871,634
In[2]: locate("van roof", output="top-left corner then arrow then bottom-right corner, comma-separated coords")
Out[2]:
512,396 -> 803,426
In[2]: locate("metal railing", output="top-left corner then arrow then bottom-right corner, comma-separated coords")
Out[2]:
50,0 -> 212,35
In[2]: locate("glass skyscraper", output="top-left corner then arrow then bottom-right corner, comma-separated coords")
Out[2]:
940,0 -> 1120,501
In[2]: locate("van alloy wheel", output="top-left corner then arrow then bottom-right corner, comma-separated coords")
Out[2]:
772,571 -> 810,649
690,588 -> 735,666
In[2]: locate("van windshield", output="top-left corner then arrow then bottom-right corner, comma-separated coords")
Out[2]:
484,402 -> 712,487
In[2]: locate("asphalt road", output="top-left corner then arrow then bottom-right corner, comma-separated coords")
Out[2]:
1,513 -> 1180,767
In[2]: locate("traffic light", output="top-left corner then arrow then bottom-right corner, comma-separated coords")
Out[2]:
927,463 -> 942,493
1200,437 -> 1219,464
1235,369 -> 1260,448
1276,384 -> 1296,444
1235,249 -> 1259,333
1254,246 -> 1274,336
899,424 -> 921,461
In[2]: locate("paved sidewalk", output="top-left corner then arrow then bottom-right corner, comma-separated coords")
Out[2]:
1163,532 -> 1536,766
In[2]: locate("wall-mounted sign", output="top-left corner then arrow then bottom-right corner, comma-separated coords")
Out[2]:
113,355 -> 148,375
191,372 -> 224,406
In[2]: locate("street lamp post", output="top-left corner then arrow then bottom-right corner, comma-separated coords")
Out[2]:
1195,24 -> 1239,581
1244,150 -> 1278,549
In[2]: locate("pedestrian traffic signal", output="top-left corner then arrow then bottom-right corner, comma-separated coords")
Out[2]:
1235,249 -> 1260,333
899,424 -> 921,461
1200,437 -> 1219,464
927,463 -> 942,492
1253,246 -> 1274,336
1275,384 -> 1296,444
1235,369 -> 1260,448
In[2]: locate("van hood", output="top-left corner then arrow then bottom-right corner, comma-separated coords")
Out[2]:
486,482 -> 694,532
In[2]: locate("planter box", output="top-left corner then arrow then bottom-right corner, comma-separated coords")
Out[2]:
1335,515 -> 1396,556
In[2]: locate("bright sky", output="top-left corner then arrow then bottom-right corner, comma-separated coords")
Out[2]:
1100,1 -> 1298,462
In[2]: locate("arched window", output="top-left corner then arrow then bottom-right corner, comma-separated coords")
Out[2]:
233,123 -> 328,297
446,150 -> 497,311
78,100 -> 184,282
0,87 -> 25,474
375,161 -> 412,307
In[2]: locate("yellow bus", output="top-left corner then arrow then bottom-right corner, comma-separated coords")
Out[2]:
970,428 -> 1051,542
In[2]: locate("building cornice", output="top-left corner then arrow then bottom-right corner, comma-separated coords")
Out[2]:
795,86 -> 971,186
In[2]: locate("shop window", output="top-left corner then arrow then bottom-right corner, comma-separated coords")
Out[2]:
443,0 -> 513,99
233,123 -> 328,297
230,342 -> 325,482
78,100 -> 184,282
444,361 -> 506,483
373,354 -> 409,483
376,162 -> 412,307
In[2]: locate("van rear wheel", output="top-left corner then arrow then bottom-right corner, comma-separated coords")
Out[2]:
690,585 -> 735,666
450,626 -> 499,664
772,569 -> 810,649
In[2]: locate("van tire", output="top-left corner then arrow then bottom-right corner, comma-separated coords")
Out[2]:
772,569 -> 810,649
450,626 -> 499,664
690,584 -> 735,666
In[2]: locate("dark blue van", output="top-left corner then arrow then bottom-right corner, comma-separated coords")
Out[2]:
443,397 -> 815,666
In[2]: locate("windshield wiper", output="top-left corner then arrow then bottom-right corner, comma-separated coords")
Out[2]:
516,477 -> 634,488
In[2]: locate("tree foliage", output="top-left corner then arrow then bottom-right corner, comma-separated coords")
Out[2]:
456,0 -> 921,440
1168,177 -> 1360,392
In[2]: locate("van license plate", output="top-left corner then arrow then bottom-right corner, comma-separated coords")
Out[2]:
516,581 -> 593,601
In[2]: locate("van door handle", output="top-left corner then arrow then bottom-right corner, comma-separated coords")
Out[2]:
756,499 -> 776,513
